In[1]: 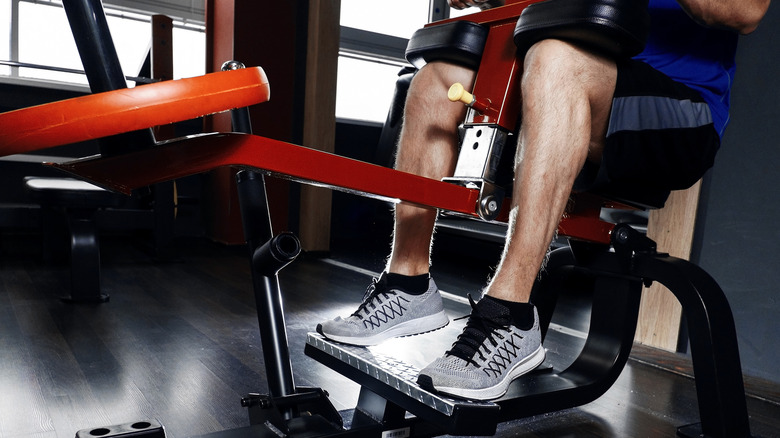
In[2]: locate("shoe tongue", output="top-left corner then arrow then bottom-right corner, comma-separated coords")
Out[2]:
475,296 -> 511,324
446,296 -> 511,362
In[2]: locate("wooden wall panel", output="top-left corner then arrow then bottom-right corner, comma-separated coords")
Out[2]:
635,180 -> 702,351
204,0 -> 308,243
299,0 -> 340,253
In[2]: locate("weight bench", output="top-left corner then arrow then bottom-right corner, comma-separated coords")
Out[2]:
0,0 -> 753,437
24,176 -> 123,302
9,0 -> 179,301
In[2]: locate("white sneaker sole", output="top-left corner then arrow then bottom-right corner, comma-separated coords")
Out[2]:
433,345 -> 546,400
321,310 -> 450,346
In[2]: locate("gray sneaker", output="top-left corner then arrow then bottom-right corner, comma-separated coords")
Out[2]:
316,274 -> 449,346
417,295 -> 545,400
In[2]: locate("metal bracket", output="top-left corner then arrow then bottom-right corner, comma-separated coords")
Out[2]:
242,387 -> 343,434
442,125 -> 510,221
611,223 -> 659,286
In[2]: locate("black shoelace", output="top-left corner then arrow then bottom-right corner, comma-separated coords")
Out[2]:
446,295 -> 513,368
351,276 -> 398,320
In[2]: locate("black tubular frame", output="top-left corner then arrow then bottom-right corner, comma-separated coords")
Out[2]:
62,0 -> 126,93
531,226 -> 752,438
229,98 -> 300,404
62,0 -> 157,156
237,169 -> 299,402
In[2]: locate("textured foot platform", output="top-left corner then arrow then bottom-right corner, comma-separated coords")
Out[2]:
304,333 -> 500,436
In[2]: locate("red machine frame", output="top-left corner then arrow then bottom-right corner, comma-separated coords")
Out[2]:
0,0 -> 622,246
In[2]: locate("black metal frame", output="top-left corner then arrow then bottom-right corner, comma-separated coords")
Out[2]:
62,0 -> 157,157
535,225 -> 751,437
300,225 -> 753,438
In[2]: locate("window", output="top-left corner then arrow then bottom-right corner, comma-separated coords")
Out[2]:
0,3 -> 10,77
1,0 -> 205,87
336,56 -> 408,124
340,0 -> 430,40
2,0 -> 479,122
336,0 -> 473,123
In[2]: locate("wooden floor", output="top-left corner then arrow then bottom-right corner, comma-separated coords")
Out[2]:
0,232 -> 779,438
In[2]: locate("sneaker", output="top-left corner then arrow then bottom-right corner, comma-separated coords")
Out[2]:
316,274 -> 449,346
416,295 -> 545,400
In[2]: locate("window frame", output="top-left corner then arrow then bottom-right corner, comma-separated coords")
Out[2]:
339,0 -> 450,64
1,0 -> 457,121
335,0 -> 453,123
1,0 -> 205,86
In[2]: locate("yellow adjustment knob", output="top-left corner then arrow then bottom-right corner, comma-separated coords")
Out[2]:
448,83 -> 474,105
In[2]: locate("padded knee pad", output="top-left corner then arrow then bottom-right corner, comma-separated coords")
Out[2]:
514,0 -> 650,59
405,20 -> 489,70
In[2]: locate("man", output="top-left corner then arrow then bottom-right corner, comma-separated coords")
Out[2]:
318,0 -> 770,401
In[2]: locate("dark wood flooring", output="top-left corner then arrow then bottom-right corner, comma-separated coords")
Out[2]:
0,232 -> 778,438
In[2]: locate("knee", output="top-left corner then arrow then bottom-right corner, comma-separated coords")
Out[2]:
523,40 -> 587,87
405,61 -> 475,116
521,39 -> 615,99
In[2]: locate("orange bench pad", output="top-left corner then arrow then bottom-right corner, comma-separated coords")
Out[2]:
0,67 -> 270,156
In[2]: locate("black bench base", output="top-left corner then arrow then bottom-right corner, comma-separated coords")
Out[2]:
24,177 -> 122,303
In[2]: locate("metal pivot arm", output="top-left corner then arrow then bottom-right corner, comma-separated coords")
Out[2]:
443,12 -> 526,220
409,2 -> 543,220
443,84 -> 510,220
442,123 -> 510,221
227,65 -> 346,435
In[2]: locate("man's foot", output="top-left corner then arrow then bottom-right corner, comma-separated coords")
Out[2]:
316,273 -> 449,346
417,295 -> 545,401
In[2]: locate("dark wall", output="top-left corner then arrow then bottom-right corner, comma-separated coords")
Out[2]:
330,120 -> 392,245
695,3 -> 780,383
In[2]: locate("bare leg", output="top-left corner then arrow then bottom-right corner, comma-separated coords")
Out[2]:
387,62 -> 476,276
484,39 -> 617,302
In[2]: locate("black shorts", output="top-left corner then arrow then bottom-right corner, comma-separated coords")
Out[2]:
573,59 -> 721,208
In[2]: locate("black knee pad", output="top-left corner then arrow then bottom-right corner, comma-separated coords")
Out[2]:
514,0 -> 650,59
405,20 -> 489,70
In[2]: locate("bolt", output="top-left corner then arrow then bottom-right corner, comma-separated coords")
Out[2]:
616,227 -> 630,243
221,60 -> 246,71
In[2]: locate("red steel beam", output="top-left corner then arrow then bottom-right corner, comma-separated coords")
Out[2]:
50,132 -> 615,245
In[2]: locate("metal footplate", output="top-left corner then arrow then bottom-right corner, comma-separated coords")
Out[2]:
305,333 -> 500,436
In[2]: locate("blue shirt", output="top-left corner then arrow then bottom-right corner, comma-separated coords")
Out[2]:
635,0 -> 739,136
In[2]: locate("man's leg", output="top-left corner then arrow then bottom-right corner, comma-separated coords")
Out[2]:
387,62 -> 476,276
418,40 -> 618,400
317,62 -> 474,346
485,39 -> 617,303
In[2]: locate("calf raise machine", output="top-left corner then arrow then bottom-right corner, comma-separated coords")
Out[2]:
0,0 -> 753,437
